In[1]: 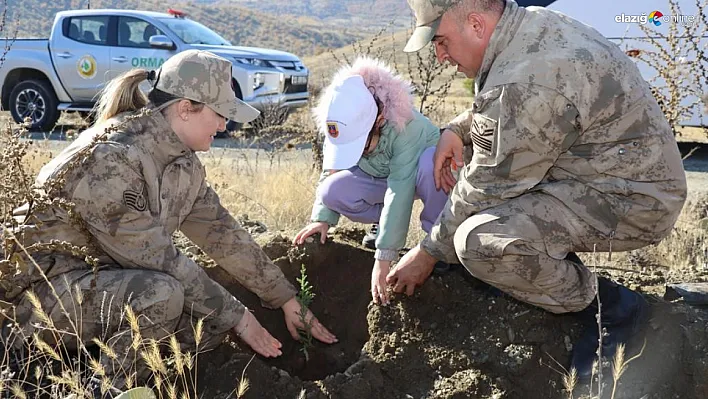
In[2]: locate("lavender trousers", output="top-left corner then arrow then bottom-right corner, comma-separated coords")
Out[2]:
319,147 -> 448,233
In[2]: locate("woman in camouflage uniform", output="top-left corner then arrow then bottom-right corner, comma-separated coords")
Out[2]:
6,50 -> 336,388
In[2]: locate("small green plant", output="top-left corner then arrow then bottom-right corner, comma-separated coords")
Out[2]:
295,264 -> 315,362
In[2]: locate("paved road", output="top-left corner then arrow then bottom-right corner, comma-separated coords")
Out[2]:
681,142 -> 708,195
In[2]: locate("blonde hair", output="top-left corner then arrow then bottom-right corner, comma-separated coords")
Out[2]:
94,69 -> 150,125
93,69 -> 205,125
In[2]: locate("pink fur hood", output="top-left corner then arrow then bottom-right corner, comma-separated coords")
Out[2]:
314,56 -> 415,135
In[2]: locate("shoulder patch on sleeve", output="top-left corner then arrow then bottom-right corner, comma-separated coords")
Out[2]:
123,183 -> 148,212
471,113 -> 497,155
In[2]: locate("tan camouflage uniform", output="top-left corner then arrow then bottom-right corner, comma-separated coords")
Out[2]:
420,0 -> 687,313
7,100 -> 295,374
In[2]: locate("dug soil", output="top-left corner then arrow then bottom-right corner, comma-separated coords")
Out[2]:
190,229 -> 708,399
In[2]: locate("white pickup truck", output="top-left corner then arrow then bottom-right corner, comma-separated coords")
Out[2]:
0,8 -> 310,132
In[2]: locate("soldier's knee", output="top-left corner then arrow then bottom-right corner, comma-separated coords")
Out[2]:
453,213 -> 497,260
153,275 -> 184,320
129,274 -> 184,321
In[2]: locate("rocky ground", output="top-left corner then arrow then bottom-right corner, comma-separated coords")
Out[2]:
175,217 -> 708,399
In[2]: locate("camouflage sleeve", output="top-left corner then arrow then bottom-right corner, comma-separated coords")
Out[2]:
71,149 -> 245,333
445,109 -> 474,146
180,177 -> 298,309
422,83 -> 581,263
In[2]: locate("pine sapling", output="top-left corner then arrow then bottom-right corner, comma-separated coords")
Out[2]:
296,264 -> 315,362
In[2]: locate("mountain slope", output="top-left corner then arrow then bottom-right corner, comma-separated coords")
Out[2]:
226,0 -> 413,29
5,0 -> 365,56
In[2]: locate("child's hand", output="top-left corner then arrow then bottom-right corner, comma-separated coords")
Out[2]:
371,259 -> 392,306
293,222 -> 330,245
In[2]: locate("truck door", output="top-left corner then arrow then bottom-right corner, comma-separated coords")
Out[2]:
108,16 -> 177,84
50,15 -> 111,102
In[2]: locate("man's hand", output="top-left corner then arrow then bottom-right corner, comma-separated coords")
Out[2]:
281,297 -> 338,344
434,129 -> 464,194
371,259 -> 391,306
293,222 -> 330,245
386,245 -> 437,296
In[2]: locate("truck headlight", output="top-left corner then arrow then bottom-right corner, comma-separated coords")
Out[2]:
235,58 -> 270,68
253,73 -> 265,91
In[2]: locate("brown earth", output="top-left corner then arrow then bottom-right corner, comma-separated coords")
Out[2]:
180,227 -> 708,399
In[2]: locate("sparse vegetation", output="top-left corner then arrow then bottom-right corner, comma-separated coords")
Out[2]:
622,0 -> 708,140
7,0 -> 371,57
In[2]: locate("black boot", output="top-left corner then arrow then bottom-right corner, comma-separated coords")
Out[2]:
570,275 -> 650,381
362,224 -> 378,250
432,261 -> 463,276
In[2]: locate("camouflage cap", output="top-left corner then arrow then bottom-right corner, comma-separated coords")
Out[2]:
154,49 -> 260,123
404,0 -> 463,53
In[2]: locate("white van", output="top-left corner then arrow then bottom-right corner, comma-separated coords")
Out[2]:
536,0 -> 707,129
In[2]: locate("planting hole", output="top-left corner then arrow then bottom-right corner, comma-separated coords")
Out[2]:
207,236 -> 372,381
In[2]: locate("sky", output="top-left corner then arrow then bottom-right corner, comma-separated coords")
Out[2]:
540,0 -> 705,39
522,0 -> 706,126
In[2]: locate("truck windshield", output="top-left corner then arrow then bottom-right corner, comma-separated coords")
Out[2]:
157,18 -> 232,46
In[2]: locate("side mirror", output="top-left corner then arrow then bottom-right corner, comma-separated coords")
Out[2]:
149,35 -> 175,50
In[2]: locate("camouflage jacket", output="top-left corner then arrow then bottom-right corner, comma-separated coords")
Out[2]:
422,0 -> 688,263
9,108 -> 297,332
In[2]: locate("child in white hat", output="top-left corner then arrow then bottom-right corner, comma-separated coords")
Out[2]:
293,56 -> 449,305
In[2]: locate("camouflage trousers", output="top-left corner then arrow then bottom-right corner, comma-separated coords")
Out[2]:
453,192 -> 651,314
12,266 -> 228,386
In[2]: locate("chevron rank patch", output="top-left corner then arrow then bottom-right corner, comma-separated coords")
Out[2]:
123,183 -> 148,212
471,113 -> 497,155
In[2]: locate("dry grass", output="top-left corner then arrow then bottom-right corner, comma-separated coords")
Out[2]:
200,148 -> 428,249
202,150 -> 320,232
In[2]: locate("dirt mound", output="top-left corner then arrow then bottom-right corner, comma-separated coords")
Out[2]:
196,234 -> 708,399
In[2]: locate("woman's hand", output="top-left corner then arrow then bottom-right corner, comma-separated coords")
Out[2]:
281,297 -> 338,344
233,310 -> 283,358
371,259 -> 392,306
293,222 -> 330,245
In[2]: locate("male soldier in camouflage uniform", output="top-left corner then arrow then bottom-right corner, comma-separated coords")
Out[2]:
3,50 -> 336,391
387,0 -> 687,379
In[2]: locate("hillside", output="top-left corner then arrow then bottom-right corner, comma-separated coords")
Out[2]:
303,27 -> 473,126
225,0 -> 414,30
5,0 -> 366,56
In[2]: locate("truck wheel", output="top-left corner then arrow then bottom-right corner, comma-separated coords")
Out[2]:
9,80 -> 60,131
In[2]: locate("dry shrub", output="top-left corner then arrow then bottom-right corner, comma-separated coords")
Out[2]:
202,151 -> 321,232
622,0 -> 708,140
326,18 -> 459,126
